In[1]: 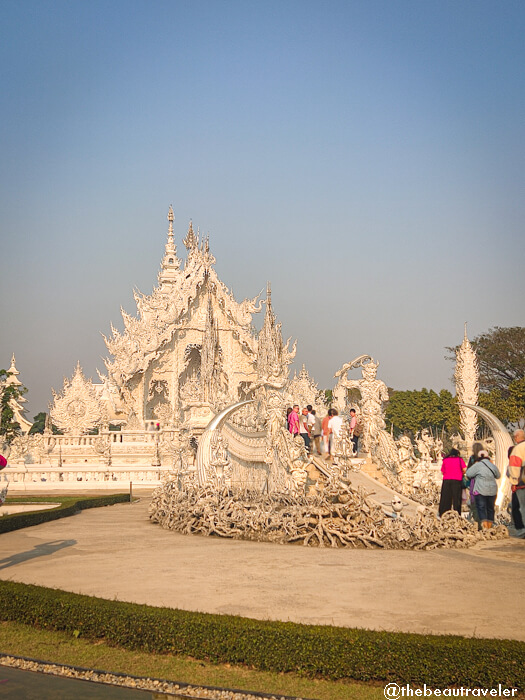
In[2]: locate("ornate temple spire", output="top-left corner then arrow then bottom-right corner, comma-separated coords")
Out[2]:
158,205 -> 181,285
256,282 -> 280,378
8,354 -> 22,386
201,290 -> 219,403
455,323 -> 479,454
183,220 -> 198,250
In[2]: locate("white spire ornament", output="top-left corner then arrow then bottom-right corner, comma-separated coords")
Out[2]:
158,205 -> 181,284
455,324 -> 479,455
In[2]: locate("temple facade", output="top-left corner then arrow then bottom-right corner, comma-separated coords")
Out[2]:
53,207 -> 279,434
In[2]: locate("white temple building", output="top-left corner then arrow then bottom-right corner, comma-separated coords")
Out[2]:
3,208 -> 323,489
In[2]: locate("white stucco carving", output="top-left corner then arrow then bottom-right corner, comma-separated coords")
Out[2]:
455,324 -> 479,455
51,363 -> 105,435
286,364 -> 326,412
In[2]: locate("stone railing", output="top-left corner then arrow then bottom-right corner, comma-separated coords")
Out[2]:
0,464 -> 170,491
221,422 -> 267,464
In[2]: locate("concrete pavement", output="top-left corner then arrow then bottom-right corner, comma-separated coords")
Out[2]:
0,496 -> 524,641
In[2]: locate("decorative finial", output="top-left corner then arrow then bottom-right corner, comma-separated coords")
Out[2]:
8,354 -> 19,375
158,205 -> 180,281
464,321 -> 468,341
183,221 -> 198,250
165,206 -> 176,252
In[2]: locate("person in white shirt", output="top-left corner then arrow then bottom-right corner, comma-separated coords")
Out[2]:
328,409 -> 343,456
299,407 -> 311,452
309,408 -> 322,455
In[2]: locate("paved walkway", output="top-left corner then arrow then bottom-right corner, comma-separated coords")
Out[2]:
0,496 -> 524,641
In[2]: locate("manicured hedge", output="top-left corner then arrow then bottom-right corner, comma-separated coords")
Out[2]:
0,580 -> 523,688
0,494 -> 131,533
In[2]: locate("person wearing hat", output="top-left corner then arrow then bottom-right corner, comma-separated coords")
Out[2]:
466,449 -> 500,529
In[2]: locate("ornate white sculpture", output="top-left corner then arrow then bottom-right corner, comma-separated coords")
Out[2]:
286,364 -> 326,413
455,324 -> 479,455
334,355 -> 389,454
331,419 -> 358,474
51,363 -> 105,435
92,434 -> 112,467
209,432 -> 232,487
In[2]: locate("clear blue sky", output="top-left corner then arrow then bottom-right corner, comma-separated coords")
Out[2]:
1,0 -> 524,416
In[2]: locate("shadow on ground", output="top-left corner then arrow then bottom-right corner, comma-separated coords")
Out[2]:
0,540 -> 76,570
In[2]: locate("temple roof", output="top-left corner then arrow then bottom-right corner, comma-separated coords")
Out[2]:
103,210 -> 265,384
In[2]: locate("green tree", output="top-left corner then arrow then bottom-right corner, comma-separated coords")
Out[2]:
29,411 -> 47,435
0,369 -> 27,445
479,377 -> 525,428
385,388 -> 459,437
447,326 -> 525,393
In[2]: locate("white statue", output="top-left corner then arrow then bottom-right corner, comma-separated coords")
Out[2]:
334,356 -> 389,454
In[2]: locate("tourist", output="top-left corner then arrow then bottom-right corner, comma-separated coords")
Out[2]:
322,409 -> 333,457
286,407 -> 293,429
465,449 -> 500,529
465,442 -> 483,526
349,408 -> 359,455
509,443 -> 525,536
328,408 -> 343,455
299,407 -> 311,452
288,404 -> 300,437
310,409 -> 322,455
508,429 -> 525,538
438,448 -> 466,517
306,405 -> 316,438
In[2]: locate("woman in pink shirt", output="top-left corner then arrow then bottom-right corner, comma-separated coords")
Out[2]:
438,448 -> 467,516
288,405 -> 300,436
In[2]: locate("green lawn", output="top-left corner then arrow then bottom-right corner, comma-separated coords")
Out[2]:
0,620 -> 384,700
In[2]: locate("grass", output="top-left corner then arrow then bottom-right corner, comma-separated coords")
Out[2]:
0,493 -> 133,533
0,620 -> 385,700
5,496 -> 85,504
4,495 -> 131,503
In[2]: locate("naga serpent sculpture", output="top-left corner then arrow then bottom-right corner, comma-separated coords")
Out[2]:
195,399 -> 257,487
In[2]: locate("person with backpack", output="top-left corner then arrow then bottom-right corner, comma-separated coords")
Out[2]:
466,449 -> 501,529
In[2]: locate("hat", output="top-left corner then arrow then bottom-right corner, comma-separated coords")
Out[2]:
0,454 -> 7,469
